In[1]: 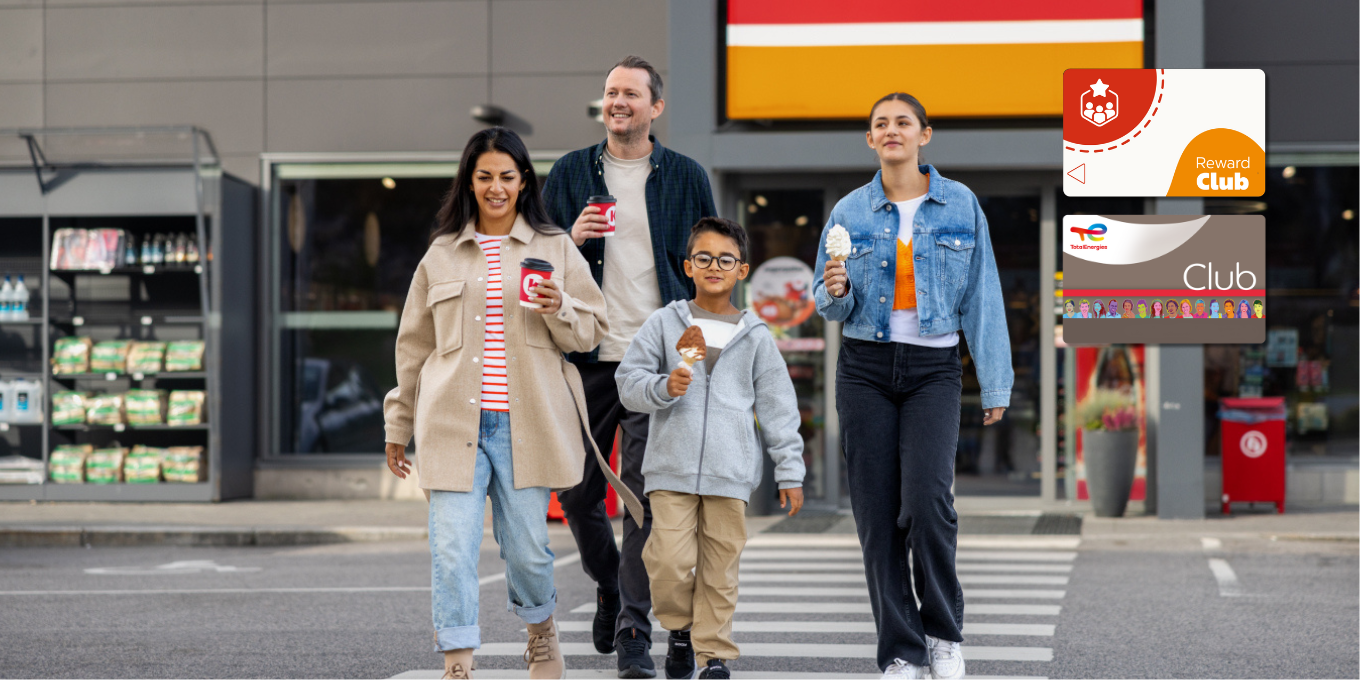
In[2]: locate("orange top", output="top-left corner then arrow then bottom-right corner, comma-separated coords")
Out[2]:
892,239 -> 916,310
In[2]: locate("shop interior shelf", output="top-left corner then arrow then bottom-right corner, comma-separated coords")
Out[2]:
49,315 -> 206,327
54,423 -> 209,431
50,265 -> 203,277
52,371 -> 207,381
0,319 -> 43,326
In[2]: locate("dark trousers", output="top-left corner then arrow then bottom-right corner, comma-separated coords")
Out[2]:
837,338 -> 965,670
557,361 -> 653,639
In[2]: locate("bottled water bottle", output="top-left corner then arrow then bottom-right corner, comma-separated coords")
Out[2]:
13,275 -> 30,320
0,276 -> 13,321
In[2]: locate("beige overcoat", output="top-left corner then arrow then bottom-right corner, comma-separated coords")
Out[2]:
383,215 -> 641,517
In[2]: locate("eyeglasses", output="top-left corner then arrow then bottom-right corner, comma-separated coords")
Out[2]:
690,253 -> 742,271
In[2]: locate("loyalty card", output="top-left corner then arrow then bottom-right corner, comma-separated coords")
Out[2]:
1062,69 -> 1265,197
1062,215 -> 1265,345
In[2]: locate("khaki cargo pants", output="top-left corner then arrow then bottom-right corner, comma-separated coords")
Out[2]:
642,490 -> 748,664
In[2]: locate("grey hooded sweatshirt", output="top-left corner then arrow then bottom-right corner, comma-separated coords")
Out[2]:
615,300 -> 805,501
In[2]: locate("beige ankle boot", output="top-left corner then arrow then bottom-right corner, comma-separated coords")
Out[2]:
524,616 -> 565,679
442,648 -> 473,679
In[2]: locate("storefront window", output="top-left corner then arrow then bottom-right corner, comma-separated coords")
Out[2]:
265,159 -> 563,456
739,189 -> 829,502
1205,165 -> 1359,458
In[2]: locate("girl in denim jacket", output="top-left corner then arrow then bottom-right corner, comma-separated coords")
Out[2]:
814,93 -> 1014,680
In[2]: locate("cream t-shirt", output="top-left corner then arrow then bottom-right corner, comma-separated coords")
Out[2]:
598,149 -> 664,361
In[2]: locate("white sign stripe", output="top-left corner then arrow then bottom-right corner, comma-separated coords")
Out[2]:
550,620 -> 1053,637
960,575 -> 1069,585
727,19 -> 1142,47
958,551 -> 1077,562
570,601 -> 1059,616
742,549 -> 863,560
958,563 -> 1073,573
958,537 -> 1082,550
964,589 -> 1066,600
391,671 -> 1046,679
739,573 -> 866,583
746,535 -> 861,548
475,642 -> 1052,661
740,562 -> 863,571
743,535 -> 1079,550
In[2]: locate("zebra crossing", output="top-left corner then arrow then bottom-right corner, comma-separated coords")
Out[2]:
409,531 -> 1079,679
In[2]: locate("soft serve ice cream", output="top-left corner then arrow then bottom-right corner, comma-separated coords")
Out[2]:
825,224 -> 851,262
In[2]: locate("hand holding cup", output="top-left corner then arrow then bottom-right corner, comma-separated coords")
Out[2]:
570,205 -> 610,246
530,278 -> 562,315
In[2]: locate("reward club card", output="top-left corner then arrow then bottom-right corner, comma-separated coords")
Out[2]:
1062,215 -> 1265,345
1062,69 -> 1265,197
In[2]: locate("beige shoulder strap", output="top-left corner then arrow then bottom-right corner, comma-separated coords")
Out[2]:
562,361 -> 645,521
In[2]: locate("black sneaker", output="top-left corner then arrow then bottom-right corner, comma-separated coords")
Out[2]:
664,630 -> 695,679
593,589 -> 621,654
697,659 -> 730,679
616,627 -> 656,679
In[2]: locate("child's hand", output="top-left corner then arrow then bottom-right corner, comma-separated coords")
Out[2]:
779,487 -> 804,516
666,367 -> 692,398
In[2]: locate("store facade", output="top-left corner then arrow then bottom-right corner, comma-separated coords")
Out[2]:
245,0 -> 1355,513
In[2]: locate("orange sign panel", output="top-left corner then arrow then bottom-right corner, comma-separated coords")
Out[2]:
725,0 -> 1145,120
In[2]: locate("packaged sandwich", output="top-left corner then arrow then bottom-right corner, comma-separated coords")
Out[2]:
167,390 -> 205,426
164,341 -> 205,372
49,444 -> 93,483
127,342 -> 166,374
85,394 -> 125,425
86,447 -> 127,484
163,446 -> 205,483
53,337 -> 93,374
125,389 -> 167,426
51,391 -> 89,425
91,340 -> 134,373
124,445 -> 164,484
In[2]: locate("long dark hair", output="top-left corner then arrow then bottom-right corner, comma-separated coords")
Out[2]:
430,127 -> 561,244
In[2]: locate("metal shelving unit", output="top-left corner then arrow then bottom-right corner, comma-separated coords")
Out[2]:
0,127 -> 256,501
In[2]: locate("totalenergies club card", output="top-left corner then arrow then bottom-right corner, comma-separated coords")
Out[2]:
1062,215 -> 1265,345
1062,69 -> 1265,197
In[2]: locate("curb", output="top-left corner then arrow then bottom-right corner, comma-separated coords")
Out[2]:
0,525 -> 428,548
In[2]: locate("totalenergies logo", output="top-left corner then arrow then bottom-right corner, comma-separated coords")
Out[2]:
1070,224 -> 1108,242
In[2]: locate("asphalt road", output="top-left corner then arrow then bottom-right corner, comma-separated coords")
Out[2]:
0,523 -> 1355,679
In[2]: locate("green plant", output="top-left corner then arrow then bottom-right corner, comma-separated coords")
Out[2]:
1078,388 -> 1137,432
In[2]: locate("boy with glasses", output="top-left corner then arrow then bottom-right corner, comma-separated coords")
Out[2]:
616,217 -> 805,679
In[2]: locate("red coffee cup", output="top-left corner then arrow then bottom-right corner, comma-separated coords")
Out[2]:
519,258 -> 555,308
587,195 -> 617,236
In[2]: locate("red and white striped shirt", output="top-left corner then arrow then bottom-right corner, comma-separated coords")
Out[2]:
475,232 -> 509,412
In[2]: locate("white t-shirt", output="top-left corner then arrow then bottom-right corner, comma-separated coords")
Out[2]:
889,196 -> 960,348
598,149 -> 664,361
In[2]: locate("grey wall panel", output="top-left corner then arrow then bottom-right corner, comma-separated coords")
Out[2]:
266,1 -> 488,77
0,0 -> 40,7
45,80 -> 265,154
0,8 -> 42,82
43,169 -> 200,215
46,0 -> 259,5
0,83 -> 43,127
490,0 -> 667,75
46,5 -> 264,80
266,76 -> 488,152
0,172 -> 45,215
222,154 -> 262,185
1206,0 -> 1358,64
1264,64 -> 1360,143
490,73 -> 658,152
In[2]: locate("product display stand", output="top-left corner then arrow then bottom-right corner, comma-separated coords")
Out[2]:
0,127 -> 256,501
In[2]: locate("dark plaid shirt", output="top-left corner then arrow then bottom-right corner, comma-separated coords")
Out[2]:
542,135 -> 717,364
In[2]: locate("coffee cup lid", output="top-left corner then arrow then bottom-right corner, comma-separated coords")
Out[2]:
520,258 -> 554,273
586,195 -> 616,203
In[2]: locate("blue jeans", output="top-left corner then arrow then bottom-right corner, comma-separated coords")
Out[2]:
430,410 -> 556,651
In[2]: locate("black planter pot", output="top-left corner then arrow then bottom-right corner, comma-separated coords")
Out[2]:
1084,429 -> 1139,518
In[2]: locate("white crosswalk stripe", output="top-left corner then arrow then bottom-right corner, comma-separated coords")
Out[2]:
449,530 -> 1079,676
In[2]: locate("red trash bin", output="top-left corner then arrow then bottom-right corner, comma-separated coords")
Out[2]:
1219,397 -> 1287,514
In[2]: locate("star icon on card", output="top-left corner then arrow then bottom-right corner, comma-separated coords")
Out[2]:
1090,79 -> 1111,96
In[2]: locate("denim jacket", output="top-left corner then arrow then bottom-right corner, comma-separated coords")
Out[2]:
813,166 -> 1013,409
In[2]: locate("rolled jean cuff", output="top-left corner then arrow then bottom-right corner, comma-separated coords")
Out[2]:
508,589 -> 556,624
435,625 -> 481,652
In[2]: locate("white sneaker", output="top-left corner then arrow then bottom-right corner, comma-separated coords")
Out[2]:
927,635 -> 965,679
882,658 -> 930,679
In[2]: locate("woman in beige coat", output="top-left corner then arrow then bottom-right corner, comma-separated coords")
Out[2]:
383,127 -> 616,680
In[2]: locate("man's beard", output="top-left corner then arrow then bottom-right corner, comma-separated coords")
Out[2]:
608,110 -> 648,145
